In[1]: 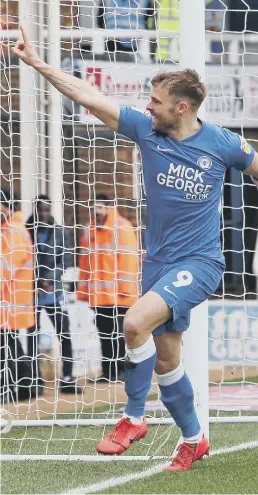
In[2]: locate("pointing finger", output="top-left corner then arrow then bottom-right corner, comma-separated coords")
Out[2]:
20,25 -> 29,44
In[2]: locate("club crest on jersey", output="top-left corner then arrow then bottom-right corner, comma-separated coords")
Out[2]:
197,156 -> 212,170
239,136 -> 251,155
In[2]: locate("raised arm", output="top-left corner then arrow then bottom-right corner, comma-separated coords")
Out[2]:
12,26 -> 120,131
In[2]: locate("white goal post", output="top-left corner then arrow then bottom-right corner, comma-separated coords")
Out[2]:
1,0 -> 258,462
179,0 -> 209,440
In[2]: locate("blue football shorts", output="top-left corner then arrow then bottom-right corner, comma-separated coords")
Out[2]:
142,257 -> 224,335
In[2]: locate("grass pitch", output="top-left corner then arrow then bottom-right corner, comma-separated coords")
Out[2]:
1,422 -> 258,494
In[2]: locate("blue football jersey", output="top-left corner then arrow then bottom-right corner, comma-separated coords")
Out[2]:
118,106 -> 255,264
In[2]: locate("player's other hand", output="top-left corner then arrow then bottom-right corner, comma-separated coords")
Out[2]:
11,26 -> 41,67
251,175 -> 258,189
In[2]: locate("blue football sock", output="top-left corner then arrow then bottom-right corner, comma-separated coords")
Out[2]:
157,363 -> 201,439
124,335 -> 156,418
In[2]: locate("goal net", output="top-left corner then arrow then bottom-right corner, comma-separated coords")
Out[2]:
1,0 -> 258,462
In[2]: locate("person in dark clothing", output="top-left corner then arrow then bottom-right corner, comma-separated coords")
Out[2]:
97,0 -> 155,57
243,176 -> 258,297
94,307 -> 128,382
26,195 -> 82,395
229,0 -> 258,33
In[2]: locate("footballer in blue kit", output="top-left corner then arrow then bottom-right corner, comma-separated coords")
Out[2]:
117,105 -> 254,335
15,28 -> 258,471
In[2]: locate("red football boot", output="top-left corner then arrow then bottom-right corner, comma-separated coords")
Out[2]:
96,417 -> 148,455
164,435 -> 210,472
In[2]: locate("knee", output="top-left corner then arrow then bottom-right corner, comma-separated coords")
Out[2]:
123,313 -> 142,346
155,357 -> 181,376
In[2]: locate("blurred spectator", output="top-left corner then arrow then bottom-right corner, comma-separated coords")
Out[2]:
155,0 -> 226,62
97,0 -> 154,59
77,194 -> 139,382
155,0 -> 179,62
205,0 -> 226,32
26,195 -> 82,395
0,14 -> 17,57
0,14 -> 17,29
0,189 -> 36,403
205,0 -> 227,63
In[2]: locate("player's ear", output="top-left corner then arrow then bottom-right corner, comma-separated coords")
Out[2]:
177,101 -> 188,115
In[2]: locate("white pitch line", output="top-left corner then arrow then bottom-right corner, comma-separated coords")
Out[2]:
61,440 -> 258,495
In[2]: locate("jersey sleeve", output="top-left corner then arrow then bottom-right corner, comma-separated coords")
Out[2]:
118,106 -> 151,144
223,128 -> 255,171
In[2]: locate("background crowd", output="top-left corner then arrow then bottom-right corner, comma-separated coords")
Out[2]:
0,190 -> 139,401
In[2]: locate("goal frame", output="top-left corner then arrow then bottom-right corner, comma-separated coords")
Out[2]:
1,0 -> 258,463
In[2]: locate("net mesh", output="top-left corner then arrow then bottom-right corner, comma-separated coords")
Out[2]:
1,0 -> 258,459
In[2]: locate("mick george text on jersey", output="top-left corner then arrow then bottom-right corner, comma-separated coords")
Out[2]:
157,163 -> 213,201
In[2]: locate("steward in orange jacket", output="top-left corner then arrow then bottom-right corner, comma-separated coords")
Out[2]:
77,205 -> 139,307
77,195 -> 139,381
0,190 -> 35,402
1,196 -> 34,330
